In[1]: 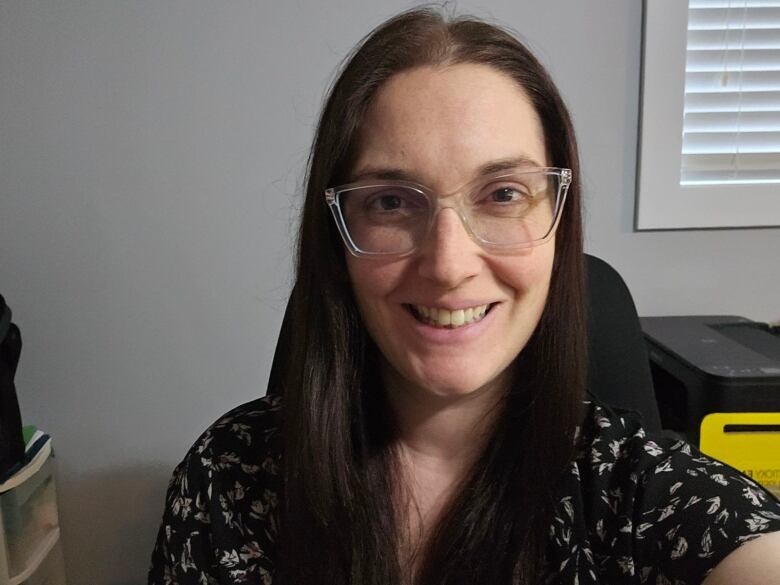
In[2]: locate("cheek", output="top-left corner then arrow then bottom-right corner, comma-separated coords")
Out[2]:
499,244 -> 555,295
346,258 -> 402,314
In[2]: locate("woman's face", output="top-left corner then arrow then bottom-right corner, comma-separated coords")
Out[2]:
347,63 -> 555,400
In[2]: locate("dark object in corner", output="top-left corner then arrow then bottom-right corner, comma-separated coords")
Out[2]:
0,294 -> 24,479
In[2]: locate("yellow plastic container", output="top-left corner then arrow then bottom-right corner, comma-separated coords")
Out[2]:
700,412 -> 780,499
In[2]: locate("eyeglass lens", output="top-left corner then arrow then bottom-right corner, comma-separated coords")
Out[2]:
339,172 -> 561,254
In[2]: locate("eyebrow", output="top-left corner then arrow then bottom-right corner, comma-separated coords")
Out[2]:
479,156 -> 545,175
350,156 -> 545,183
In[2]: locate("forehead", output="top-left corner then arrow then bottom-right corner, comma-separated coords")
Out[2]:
353,63 -> 547,187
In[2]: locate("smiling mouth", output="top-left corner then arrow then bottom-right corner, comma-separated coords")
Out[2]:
405,303 -> 496,329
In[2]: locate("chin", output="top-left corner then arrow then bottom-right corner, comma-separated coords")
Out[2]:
407,368 -> 509,401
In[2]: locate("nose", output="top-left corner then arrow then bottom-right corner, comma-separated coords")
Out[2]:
416,207 -> 482,288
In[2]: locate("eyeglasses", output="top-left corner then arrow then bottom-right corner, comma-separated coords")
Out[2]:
325,167 -> 571,257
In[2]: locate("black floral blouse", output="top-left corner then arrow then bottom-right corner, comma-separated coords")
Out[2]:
148,395 -> 780,584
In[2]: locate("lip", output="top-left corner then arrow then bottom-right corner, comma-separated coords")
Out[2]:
402,301 -> 500,344
405,300 -> 497,312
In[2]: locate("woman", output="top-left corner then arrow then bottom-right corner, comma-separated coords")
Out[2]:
148,8 -> 780,584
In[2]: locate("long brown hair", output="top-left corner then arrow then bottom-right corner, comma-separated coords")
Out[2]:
278,7 -> 587,584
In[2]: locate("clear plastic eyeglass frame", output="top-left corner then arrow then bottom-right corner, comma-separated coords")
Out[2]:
324,167 -> 572,258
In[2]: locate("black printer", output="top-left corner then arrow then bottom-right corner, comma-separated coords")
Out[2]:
640,315 -> 780,443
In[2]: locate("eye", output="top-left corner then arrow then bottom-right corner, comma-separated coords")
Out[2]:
489,186 -> 523,203
477,181 -> 532,205
363,188 -> 426,213
372,193 -> 404,211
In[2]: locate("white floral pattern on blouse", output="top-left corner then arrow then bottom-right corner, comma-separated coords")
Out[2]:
148,395 -> 780,584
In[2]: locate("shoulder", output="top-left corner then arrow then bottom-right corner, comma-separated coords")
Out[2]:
578,400 -> 779,511
576,399 -> 780,527
148,394 -> 282,584
175,393 -> 283,502
553,399 -> 780,583
191,393 -> 283,466
570,399 -> 685,499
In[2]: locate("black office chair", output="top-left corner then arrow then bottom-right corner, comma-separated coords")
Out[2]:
584,254 -> 661,431
267,254 -> 662,432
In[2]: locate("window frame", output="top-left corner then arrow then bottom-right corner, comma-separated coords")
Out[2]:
635,0 -> 780,230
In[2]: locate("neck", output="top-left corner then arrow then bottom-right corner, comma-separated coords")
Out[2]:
382,363 -> 509,476
383,362 -> 509,580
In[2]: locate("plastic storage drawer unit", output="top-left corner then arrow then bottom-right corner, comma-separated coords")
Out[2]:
0,450 -> 65,585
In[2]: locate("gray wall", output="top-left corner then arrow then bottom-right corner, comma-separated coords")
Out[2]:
1,1 -> 777,583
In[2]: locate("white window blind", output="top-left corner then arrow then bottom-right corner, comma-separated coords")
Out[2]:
683,0 -> 780,185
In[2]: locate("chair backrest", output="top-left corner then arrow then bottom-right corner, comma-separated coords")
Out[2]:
267,254 -> 661,432
585,254 -> 661,431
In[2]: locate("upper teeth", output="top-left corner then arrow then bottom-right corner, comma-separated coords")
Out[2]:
413,304 -> 490,328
